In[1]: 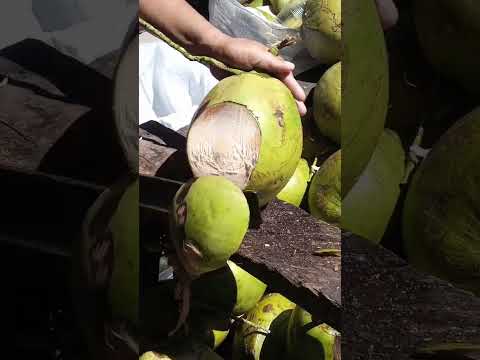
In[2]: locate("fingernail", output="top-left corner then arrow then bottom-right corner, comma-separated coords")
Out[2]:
285,61 -> 295,70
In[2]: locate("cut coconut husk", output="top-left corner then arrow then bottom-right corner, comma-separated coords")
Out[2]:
286,306 -> 340,360
314,62 -> 341,144
308,150 -> 341,225
141,339 -> 225,360
414,0 -> 480,97
342,0 -> 389,196
342,129 -> 405,244
439,0 -> 480,32
233,293 -> 296,360
403,107 -> 480,296
277,158 -> 310,207
302,0 -> 341,63
191,260 -> 267,316
171,176 -> 250,277
140,352 -> 173,360
187,73 -> 303,207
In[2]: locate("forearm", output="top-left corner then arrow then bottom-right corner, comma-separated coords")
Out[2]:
139,0 -> 228,57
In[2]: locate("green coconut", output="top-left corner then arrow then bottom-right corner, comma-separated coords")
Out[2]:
108,179 -> 139,325
140,352 -> 172,360
308,150 -> 341,225
439,0 -> 480,32
187,73 -> 303,207
302,0 -> 341,63
171,176 -> 250,277
314,62 -> 341,144
414,0 -> 480,97
286,306 -> 340,360
403,107 -> 480,296
191,260 -> 267,316
233,293 -> 296,360
343,0 -> 389,196
276,158 -> 310,207
342,129 -> 405,243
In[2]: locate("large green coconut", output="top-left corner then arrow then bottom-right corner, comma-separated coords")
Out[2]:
342,129 -> 405,244
191,260 -> 267,316
233,293 -> 296,360
171,176 -> 250,277
302,0 -> 341,64
286,306 -> 340,360
187,73 -> 303,207
308,150 -> 341,225
343,0 -> 389,196
403,107 -> 480,296
108,179 -> 139,325
414,0 -> 480,97
276,158 -> 310,207
314,62 -> 341,144
439,0 -> 480,32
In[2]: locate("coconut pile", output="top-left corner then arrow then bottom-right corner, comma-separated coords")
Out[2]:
135,0 -> 342,359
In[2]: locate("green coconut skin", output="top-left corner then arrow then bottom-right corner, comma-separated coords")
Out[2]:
403,108 -> 480,296
140,352 -> 172,360
172,176 -> 250,276
302,0 -> 341,64
414,0 -> 480,97
191,260 -> 267,316
108,179 -> 139,325
439,0 -> 480,32
314,62 -> 341,144
233,293 -> 296,360
188,73 -> 303,207
342,129 -> 405,244
276,159 -> 310,207
308,150 -> 341,225
343,0 -> 389,196
286,306 -> 339,360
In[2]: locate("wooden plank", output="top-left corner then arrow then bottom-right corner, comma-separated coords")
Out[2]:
342,233 -> 480,360
233,199 -> 341,329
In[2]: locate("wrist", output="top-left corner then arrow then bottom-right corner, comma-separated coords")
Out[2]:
190,26 -> 230,58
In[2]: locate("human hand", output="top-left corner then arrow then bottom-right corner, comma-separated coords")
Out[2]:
375,0 -> 399,30
210,36 -> 307,116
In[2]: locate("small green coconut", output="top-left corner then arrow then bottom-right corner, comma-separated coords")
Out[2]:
343,0 -> 389,196
108,179 -> 139,326
308,150 -> 341,225
171,176 -> 250,277
403,107 -> 480,296
276,158 -> 310,207
286,306 -> 340,360
191,260 -> 267,316
439,0 -> 480,32
187,73 -> 303,207
314,62 -> 341,144
302,0 -> 341,63
342,129 -> 405,244
414,0 -> 480,97
233,293 -> 296,360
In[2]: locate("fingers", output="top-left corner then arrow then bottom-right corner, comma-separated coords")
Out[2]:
296,100 -> 307,117
375,0 -> 399,30
279,71 -> 306,102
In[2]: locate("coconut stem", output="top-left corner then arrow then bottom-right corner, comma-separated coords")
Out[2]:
233,315 -> 271,335
139,18 -> 245,75
402,126 -> 431,184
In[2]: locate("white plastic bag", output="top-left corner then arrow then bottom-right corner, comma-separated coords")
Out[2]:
208,0 -> 320,75
139,32 -> 218,130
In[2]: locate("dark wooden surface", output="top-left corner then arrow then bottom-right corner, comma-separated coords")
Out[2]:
343,234 -> 480,360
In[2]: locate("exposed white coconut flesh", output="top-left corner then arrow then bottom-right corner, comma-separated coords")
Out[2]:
187,102 -> 262,190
